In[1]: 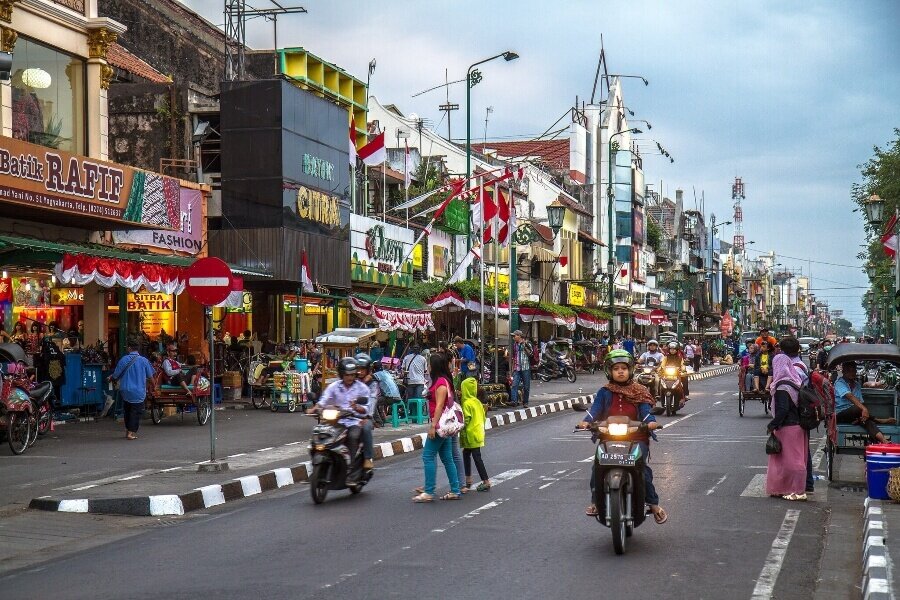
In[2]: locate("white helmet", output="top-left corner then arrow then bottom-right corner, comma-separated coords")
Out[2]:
647,339 -> 659,348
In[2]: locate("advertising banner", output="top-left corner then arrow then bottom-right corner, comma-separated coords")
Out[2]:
113,187 -> 203,254
350,214 -> 415,287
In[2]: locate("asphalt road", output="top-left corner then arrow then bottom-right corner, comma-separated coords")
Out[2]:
0,372 -> 602,508
0,372 -> 832,600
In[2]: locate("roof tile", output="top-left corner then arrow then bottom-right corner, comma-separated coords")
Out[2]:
107,43 -> 171,85
472,139 -> 569,171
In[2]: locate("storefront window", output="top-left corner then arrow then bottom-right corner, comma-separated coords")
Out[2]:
10,37 -> 85,154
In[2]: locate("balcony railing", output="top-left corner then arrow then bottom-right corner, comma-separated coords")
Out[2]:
48,0 -> 85,11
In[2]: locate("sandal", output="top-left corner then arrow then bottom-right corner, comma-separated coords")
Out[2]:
476,482 -> 491,492
413,486 -> 424,494
652,507 -> 668,524
440,493 -> 460,501
783,493 -> 807,501
412,493 -> 433,503
460,486 -> 470,494
585,504 -> 598,517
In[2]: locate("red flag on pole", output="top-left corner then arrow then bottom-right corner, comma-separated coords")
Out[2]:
349,121 -> 358,166
882,211 -> 898,259
300,251 -> 314,293
358,132 -> 386,166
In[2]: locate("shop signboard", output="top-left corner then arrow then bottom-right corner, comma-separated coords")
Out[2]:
51,288 -> 84,306
350,214 -> 414,288
428,228 -> 453,279
438,198 -> 468,235
113,187 -> 203,255
486,271 -> 510,295
126,292 -> 174,312
0,136 -> 180,229
568,283 -> 586,306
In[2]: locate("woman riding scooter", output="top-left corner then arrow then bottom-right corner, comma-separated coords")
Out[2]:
576,350 -> 667,524
660,341 -> 690,403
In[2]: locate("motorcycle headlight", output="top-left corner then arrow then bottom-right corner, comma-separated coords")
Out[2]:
322,408 -> 340,421
608,423 -> 629,436
664,367 -> 678,377
643,367 -> 652,373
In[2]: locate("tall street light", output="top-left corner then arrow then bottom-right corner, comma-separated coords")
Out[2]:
606,127 -> 642,324
864,193 -> 898,346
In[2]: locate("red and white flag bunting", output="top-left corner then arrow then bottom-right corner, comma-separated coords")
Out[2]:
300,251 -> 315,293
358,131 -> 386,166
447,244 -> 482,284
349,121 -> 358,166
882,212 -> 898,260
404,140 -> 413,190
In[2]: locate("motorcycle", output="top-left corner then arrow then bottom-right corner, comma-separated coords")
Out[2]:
658,364 -> 686,416
580,416 -> 663,555
537,354 -> 577,383
636,359 -> 659,399
307,397 -> 373,504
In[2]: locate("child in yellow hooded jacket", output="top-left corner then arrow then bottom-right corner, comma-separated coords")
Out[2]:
459,377 -> 491,491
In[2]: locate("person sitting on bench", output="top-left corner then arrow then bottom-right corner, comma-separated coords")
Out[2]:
834,361 -> 895,443
162,344 -> 192,397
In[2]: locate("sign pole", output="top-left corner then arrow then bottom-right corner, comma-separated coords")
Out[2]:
479,176 -> 485,375
207,306 -> 217,464
493,185 -> 500,383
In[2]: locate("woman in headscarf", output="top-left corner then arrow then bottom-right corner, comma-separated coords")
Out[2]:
766,353 -> 808,500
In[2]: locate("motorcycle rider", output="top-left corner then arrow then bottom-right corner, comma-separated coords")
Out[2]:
541,341 -> 566,377
352,353 -> 380,470
660,341 -> 690,403
305,357 -> 372,477
637,339 -> 664,366
576,350 -> 667,524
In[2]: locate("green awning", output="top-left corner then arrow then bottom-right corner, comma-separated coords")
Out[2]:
352,292 -> 429,311
0,234 -> 271,278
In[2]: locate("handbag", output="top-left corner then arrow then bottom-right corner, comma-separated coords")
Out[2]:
765,432 -> 782,455
437,388 -> 464,438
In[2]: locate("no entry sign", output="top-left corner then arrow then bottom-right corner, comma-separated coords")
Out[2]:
184,257 -> 233,306
649,309 -> 666,325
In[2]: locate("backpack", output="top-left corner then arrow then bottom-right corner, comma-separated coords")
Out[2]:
776,370 -> 825,431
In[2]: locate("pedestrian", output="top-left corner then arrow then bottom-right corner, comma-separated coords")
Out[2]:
779,337 -> 815,494
401,345 -> 428,400
683,339 -> 695,371
108,342 -> 155,440
623,335 -> 635,355
453,336 -> 476,379
460,377 -> 491,492
412,353 -> 461,502
766,352 -> 809,500
507,329 -> 532,407
693,341 -> 703,371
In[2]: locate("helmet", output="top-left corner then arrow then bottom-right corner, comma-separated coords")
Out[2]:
667,341 -> 679,351
371,360 -> 383,373
354,353 -> 373,371
647,339 -> 659,348
337,357 -> 359,377
604,349 -> 635,380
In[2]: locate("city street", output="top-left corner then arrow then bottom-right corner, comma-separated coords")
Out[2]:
0,373 -> 853,600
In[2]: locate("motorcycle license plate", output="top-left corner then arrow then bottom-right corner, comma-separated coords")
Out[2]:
599,453 -> 635,466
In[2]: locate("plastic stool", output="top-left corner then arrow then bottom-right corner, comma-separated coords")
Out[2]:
390,400 -> 410,428
406,398 -> 429,424
213,384 -> 222,405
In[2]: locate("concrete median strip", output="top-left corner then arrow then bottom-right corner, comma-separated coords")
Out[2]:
862,498 -> 893,600
28,364 -> 737,517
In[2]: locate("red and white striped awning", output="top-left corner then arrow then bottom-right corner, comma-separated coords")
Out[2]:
426,289 -> 509,316
519,306 -> 576,330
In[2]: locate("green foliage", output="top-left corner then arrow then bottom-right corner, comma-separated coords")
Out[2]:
576,306 -> 612,320
407,278 -> 509,304
647,218 -> 662,253
519,300 -> 576,318
833,318 -> 855,337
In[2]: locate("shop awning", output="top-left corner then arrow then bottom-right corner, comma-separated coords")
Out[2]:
634,310 -> 652,326
575,311 -> 609,332
577,230 -> 605,247
315,328 -> 378,345
519,303 -> 576,330
350,293 -> 435,332
426,289 -> 509,317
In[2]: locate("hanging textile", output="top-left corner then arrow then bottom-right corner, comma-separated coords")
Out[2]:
349,295 -> 435,332
519,306 -> 576,331
54,254 -> 186,294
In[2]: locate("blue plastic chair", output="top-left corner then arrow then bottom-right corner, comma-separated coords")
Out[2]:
389,399 -> 410,428
406,398 -> 429,424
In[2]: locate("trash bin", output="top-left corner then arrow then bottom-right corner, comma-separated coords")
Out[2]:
865,443 -> 900,500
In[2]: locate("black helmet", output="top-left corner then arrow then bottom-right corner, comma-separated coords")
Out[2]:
354,353 -> 373,371
338,357 -> 359,377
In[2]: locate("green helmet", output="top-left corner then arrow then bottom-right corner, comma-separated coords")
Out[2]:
604,349 -> 635,380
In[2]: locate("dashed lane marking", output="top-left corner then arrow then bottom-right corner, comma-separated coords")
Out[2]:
740,473 -> 769,497
750,509 -> 801,599
491,469 -> 532,484
432,499 -> 508,533
706,474 -> 728,496
715,391 -> 727,396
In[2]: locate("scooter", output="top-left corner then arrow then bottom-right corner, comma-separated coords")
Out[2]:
307,397 -> 373,504
579,416 -> 663,555
658,365 -> 685,416
537,354 -> 577,383
636,359 -> 659,399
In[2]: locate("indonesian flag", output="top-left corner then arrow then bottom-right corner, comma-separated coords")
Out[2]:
358,131 -> 386,166
300,251 -> 314,293
404,140 -> 413,190
471,185 -> 498,244
883,212 -> 898,259
497,189 -> 512,245
349,121 -> 358,166
447,244 -> 482,284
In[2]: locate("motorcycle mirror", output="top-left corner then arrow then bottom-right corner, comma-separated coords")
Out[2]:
651,407 -> 665,416
356,396 -> 369,406
572,401 -> 589,412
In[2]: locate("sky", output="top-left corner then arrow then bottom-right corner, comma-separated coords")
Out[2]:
182,0 -> 900,327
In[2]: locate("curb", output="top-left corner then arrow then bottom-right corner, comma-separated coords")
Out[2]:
28,365 -> 740,518
29,396 -> 587,517
688,364 -> 738,380
863,497 -> 893,600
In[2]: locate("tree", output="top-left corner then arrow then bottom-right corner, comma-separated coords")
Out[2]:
647,218 -> 662,254
833,318 -> 855,337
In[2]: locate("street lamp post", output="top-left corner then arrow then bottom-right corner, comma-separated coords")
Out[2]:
605,127 -> 642,327
864,194 -> 898,346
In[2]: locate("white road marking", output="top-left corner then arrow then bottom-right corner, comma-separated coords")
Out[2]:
706,475 -> 728,496
256,447 -> 274,452
71,484 -> 97,491
491,469 -> 532,484
714,401 -> 724,405
118,474 -> 144,481
285,441 -> 303,446
715,391 -> 727,396
751,509 -> 801,599
227,453 -> 246,458
740,473 -> 769,497
432,499 -> 508,533
538,481 -> 556,490
580,457 -> 594,463
733,392 -> 740,396
159,466 -> 182,472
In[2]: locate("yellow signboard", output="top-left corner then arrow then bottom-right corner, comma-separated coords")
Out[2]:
568,283 -> 586,306
486,272 -> 510,295
127,292 -> 174,312
412,243 -> 423,269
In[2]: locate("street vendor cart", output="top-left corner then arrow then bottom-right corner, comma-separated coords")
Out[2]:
315,328 -> 378,383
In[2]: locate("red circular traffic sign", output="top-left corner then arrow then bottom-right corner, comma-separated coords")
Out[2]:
649,309 -> 666,325
184,257 -> 233,306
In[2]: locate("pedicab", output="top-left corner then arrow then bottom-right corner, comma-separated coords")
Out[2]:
147,367 -> 212,426
737,357 -> 771,417
823,343 -> 900,482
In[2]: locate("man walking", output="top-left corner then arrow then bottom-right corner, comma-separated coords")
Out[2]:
684,339 -> 696,371
401,345 -> 428,400
108,342 -> 155,440
508,330 -> 533,407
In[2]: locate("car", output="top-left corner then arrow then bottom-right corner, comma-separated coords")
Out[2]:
797,336 -> 817,353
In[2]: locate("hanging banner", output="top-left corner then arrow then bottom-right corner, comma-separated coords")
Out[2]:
350,214 -> 415,287
349,295 -> 434,332
568,283 -> 585,306
113,187 -> 203,254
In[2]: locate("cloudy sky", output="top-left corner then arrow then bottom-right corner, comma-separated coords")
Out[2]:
183,0 -> 900,326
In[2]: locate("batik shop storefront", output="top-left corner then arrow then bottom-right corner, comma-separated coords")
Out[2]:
212,79 -> 352,343
0,135 -> 210,408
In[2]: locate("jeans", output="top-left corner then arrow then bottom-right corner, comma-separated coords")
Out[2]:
123,400 -> 144,433
406,383 -> 425,400
463,447 -> 489,481
360,419 -> 374,460
512,369 -> 531,406
422,435 -> 460,496
346,425 -> 362,462
589,442 -> 659,506
451,434 -> 466,489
